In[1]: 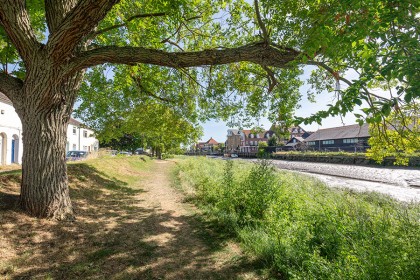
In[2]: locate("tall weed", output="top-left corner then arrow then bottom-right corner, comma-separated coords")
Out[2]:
175,157 -> 420,279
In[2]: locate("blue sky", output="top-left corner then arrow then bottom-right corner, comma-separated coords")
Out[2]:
199,66 -> 360,143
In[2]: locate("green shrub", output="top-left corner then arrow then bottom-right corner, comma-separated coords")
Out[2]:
175,157 -> 420,279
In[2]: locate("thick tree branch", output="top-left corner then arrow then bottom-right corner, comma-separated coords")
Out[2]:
307,60 -> 389,101
90,12 -> 167,38
47,0 -> 120,62
0,0 -> 42,61
67,42 -> 300,73
45,0 -> 78,33
0,72 -> 24,99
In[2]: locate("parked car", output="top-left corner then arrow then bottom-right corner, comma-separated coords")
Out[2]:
119,151 -> 132,156
66,150 -> 88,161
230,153 -> 238,158
134,148 -> 148,155
134,148 -> 149,156
109,150 -> 118,156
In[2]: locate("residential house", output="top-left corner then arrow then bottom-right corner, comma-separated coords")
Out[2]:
196,137 -> 219,153
0,92 -> 99,165
270,124 -> 312,144
284,136 -> 305,149
226,128 -> 276,153
226,129 -> 241,152
66,118 -> 99,153
303,123 -> 370,152
0,93 -> 23,165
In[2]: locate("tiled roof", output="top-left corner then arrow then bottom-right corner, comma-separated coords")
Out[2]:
0,92 -> 13,106
304,124 -> 370,141
206,137 -> 218,145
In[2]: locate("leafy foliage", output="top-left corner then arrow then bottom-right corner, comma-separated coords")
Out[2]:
75,65 -> 202,154
367,103 -> 420,165
176,157 -> 420,279
3,0 -> 418,145
267,135 -> 278,146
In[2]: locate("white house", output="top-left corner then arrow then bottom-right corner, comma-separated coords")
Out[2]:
0,93 -> 99,165
0,93 -> 23,165
66,118 -> 99,153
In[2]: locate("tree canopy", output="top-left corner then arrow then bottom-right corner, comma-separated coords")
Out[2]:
3,0 -> 418,128
0,0 -> 418,218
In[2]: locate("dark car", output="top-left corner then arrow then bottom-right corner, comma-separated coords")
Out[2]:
66,150 -> 88,161
134,148 -> 149,155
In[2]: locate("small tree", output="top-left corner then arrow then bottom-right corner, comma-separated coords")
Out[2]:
267,135 -> 278,147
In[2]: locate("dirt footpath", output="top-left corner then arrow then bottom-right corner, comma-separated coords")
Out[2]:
0,159 -> 261,280
132,160 -> 260,279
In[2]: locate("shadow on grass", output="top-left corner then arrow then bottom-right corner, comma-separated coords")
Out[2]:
0,162 -> 261,280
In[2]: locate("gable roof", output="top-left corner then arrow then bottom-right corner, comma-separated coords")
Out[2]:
304,124 -> 370,142
206,137 -> 218,145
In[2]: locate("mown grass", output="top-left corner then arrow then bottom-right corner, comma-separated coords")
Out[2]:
175,157 -> 420,279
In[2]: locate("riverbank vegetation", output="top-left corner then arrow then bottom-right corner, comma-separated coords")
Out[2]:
175,157 -> 420,279
272,150 -> 420,167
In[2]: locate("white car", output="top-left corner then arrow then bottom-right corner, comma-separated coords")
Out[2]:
230,154 -> 238,158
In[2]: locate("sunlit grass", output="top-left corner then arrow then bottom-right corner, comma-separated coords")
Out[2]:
175,157 -> 420,279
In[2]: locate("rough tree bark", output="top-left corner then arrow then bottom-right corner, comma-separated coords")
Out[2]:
16,68 -> 82,219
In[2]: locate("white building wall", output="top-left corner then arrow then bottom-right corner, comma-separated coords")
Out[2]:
0,99 -> 99,165
0,102 -> 23,165
66,124 -> 99,153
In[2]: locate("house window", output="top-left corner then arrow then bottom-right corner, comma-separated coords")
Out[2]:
256,134 -> 260,138
1,110 -> 4,114
322,140 -> 334,145
307,141 -> 316,146
343,138 -> 358,144
83,146 -> 88,151
83,130 -> 88,138
72,144 -> 76,150
73,126 -> 77,135
249,133 -> 253,138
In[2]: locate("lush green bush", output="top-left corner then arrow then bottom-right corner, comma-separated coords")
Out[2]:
175,157 -> 420,279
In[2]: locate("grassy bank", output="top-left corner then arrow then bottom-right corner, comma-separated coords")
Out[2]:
1,156 -> 266,279
175,157 -> 420,279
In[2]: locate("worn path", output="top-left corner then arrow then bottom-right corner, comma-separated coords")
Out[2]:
0,158 -> 261,280
131,160 -> 259,279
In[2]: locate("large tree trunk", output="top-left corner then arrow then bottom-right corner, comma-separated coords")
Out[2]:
15,63 -> 82,219
20,110 -> 73,219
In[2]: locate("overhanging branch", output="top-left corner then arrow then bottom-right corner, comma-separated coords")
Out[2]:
67,42 -> 300,73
